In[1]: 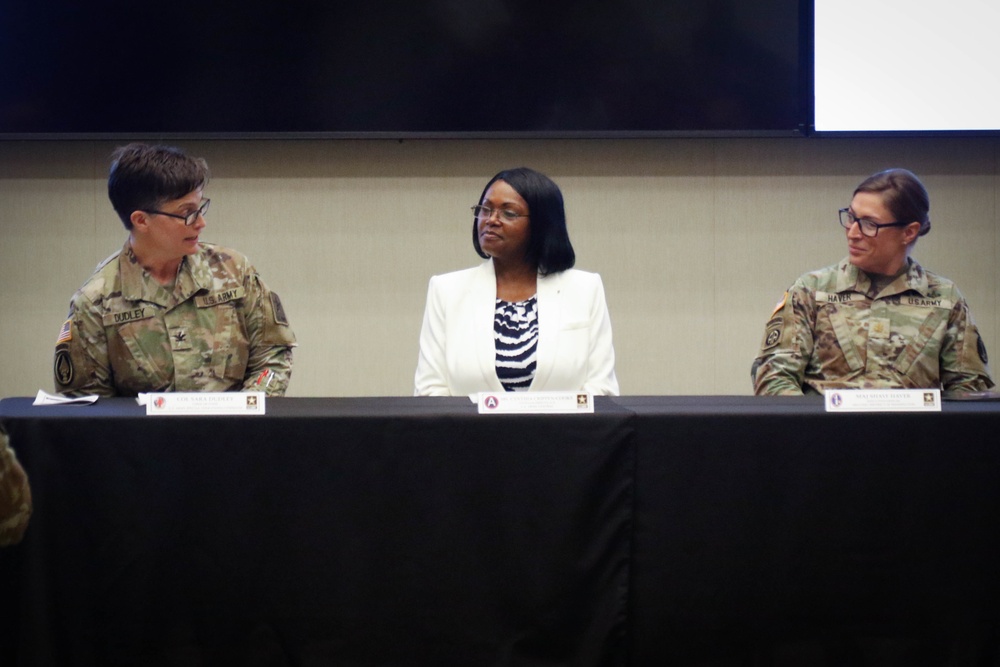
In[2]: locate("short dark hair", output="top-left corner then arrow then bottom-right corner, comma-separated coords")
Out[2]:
854,168 -> 931,237
472,167 -> 575,275
108,143 -> 210,229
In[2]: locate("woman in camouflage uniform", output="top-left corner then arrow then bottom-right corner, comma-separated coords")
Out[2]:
53,144 -> 296,397
753,168 -> 993,395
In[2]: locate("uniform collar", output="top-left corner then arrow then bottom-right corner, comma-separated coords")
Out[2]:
119,240 -> 213,306
836,256 -> 929,298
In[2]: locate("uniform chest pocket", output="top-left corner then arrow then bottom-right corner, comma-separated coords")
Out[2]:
105,310 -> 172,392
817,303 -> 866,374
199,300 -> 250,382
891,307 -> 948,375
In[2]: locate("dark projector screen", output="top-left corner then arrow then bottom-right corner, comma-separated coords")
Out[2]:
0,0 -> 802,138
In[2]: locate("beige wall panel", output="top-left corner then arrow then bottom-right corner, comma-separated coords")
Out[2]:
0,137 -> 997,398
713,139 -> 846,394
552,139 -> 719,394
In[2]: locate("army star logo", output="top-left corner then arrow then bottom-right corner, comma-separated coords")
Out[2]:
173,330 -> 187,343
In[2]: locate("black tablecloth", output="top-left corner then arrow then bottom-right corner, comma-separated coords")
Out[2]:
625,396 -> 1000,666
2,396 -> 999,666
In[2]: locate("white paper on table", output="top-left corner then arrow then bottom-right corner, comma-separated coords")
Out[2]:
33,389 -> 99,406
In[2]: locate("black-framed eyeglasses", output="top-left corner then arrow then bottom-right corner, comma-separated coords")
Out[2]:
472,204 -> 528,223
838,208 -> 911,238
144,199 -> 211,227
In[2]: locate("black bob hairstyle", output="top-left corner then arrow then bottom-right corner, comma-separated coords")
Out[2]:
472,167 -> 576,275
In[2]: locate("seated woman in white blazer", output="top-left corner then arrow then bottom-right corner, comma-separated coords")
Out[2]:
414,167 -> 619,397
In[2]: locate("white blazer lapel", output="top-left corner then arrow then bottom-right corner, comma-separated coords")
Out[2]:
531,271 -> 563,391
473,260 -> 505,392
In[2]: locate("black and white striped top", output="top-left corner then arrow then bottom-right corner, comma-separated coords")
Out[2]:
494,296 -> 538,391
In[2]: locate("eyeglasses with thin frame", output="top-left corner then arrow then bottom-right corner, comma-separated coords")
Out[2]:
143,199 -> 211,227
472,204 -> 528,223
838,208 -> 911,238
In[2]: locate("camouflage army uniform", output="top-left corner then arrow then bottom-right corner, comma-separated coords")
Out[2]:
753,257 -> 994,395
54,241 -> 296,397
0,428 -> 31,547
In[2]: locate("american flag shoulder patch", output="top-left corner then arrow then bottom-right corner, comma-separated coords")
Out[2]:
56,319 -> 72,344
769,291 -> 788,318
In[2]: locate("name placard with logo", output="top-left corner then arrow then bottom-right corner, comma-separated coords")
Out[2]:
141,392 -> 266,416
824,388 -> 941,413
475,391 -> 594,414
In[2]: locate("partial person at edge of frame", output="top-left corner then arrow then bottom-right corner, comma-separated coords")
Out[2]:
752,168 -> 994,396
0,427 -> 31,547
53,143 -> 297,397
414,167 -> 619,396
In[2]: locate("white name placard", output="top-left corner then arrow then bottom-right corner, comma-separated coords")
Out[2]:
476,391 -> 595,414
824,388 -> 941,413
142,392 -> 266,416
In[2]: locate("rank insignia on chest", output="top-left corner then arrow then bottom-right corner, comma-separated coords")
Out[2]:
171,327 -> 193,351
869,318 -> 890,339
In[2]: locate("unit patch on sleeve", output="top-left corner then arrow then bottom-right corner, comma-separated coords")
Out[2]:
763,318 -> 783,351
54,349 -> 74,386
270,293 -> 289,326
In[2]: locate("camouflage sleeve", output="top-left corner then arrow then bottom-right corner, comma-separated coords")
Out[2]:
752,283 -> 815,396
53,292 -> 117,397
240,271 -> 296,396
0,429 -> 32,547
939,297 -> 995,393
